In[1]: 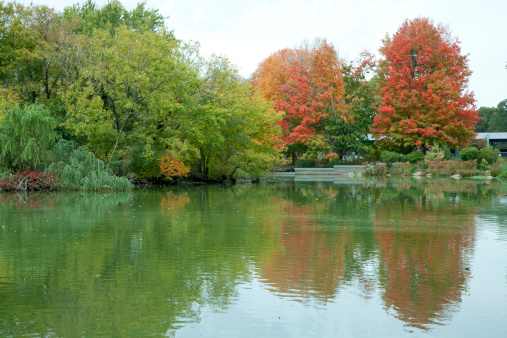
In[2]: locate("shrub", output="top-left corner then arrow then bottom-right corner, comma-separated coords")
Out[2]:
426,159 -> 478,176
49,140 -> 131,190
467,138 -> 487,150
497,170 -> 507,180
324,152 -> 339,161
159,150 -> 190,179
424,144 -> 445,163
126,146 -> 162,180
0,169 -> 56,191
364,162 -> 386,176
381,151 -> 402,165
390,162 -> 411,176
479,146 -> 500,165
296,158 -> 317,168
442,145 -> 452,160
480,158 -> 489,170
403,151 -> 424,164
0,166 -> 12,180
460,147 -> 480,162
490,164 -> 502,177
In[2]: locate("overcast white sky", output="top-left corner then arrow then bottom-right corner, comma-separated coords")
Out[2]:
30,0 -> 507,107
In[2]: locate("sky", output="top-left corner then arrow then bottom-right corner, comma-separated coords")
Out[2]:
29,0 -> 507,108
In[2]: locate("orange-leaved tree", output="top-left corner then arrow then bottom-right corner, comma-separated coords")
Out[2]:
159,150 -> 190,180
372,18 -> 479,151
253,39 -> 349,159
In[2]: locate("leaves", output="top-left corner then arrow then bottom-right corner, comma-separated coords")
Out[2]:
254,39 -> 376,160
372,18 -> 479,150
63,25 -> 185,169
159,150 -> 190,179
0,104 -> 59,171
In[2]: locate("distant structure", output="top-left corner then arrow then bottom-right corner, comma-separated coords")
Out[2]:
476,133 -> 507,156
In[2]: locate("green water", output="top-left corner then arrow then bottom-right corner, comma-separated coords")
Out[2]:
1,179 -> 507,337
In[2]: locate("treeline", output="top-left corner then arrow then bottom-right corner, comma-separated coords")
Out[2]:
476,99 -> 507,133
0,2 -> 502,190
252,17 -> 489,167
0,0 -> 282,190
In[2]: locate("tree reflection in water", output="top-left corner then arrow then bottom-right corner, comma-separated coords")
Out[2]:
0,179 -> 503,335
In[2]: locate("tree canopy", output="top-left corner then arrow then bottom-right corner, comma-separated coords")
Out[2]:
372,17 -> 479,151
253,39 -> 376,160
476,99 -> 507,132
0,1 -> 489,182
0,0 -> 282,185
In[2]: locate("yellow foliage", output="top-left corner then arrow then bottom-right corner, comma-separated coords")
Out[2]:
159,150 -> 190,179
0,88 -> 18,121
324,152 -> 339,161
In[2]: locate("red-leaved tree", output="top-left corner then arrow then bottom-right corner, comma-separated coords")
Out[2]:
253,39 -> 347,152
276,62 -> 324,145
372,18 -> 480,151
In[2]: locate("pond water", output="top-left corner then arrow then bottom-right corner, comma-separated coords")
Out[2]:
1,178 -> 507,337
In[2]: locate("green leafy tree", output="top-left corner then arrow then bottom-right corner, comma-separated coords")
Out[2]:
63,0 -> 166,35
63,25 -> 188,171
180,55 -> 282,181
476,106 -> 495,132
476,99 -> 507,132
488,99 -> 507,132
325,52 -> 377,158
0,2 -> 79,104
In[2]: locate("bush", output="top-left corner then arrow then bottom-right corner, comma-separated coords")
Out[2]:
497,170 -> 507,180
424,144 -> 445,163
381,151 -> 402,165
49,140 -> 131,190
322,157 -> 344,168
467,138 -> 487,150
295,158 -> 317,168
390,162 -> 411,176
0,169 -> 56,191
364,162 -> 386,176
442,145 -> 452,160
460,147 -> 480,162
403,151 -> 424,164
490,164 -> 502,177
479,146 -> 500,165
426,159 -> 478,176
0,166 -> 12,180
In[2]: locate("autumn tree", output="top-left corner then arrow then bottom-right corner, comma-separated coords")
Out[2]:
254,40 -> 355,160
372,18 -> 479,151
252,46 -> 312,102
253,39 -> 380,161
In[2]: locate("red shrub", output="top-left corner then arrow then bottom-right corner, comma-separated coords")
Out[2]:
0,169 -> 57,191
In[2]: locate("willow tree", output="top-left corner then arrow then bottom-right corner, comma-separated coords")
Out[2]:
0,104 -> 60,171
63,25 -> 188,170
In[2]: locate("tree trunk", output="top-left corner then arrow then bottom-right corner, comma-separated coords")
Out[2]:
106,112 -> 131,171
